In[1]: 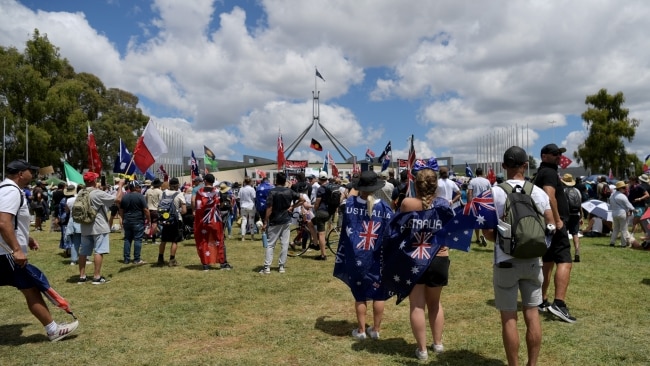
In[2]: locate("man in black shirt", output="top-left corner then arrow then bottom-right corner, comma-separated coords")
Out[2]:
534,144 -> 576,323
119,181 -> 150,265
260,172 -> 304,274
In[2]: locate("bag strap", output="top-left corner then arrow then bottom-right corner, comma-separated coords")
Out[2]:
0,184 -> 24,230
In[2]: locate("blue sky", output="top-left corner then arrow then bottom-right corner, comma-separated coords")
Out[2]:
3,0 -> 650,168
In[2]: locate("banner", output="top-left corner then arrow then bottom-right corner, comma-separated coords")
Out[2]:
285,160 -> 309,169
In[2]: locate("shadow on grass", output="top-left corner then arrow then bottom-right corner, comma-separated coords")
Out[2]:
0,323 -> 48,345
641,278 -> 650,286
314,316 -> 356,337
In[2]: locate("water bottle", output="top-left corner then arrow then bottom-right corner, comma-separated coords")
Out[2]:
262,230 -> 268,248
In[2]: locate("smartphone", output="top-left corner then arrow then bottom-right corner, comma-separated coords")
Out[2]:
101,175 -> 106,186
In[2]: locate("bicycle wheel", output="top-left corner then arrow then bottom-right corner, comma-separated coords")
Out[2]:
287,227 -> 309,257
326,227 -> 340,255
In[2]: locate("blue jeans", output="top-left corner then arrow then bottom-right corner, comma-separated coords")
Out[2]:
123,219 -> 145,262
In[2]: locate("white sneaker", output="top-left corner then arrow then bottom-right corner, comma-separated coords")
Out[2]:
351,328 -> 367,340
278,266 -> 285,273
259,267 -> 270,275
48,320 -> 79,342
366,326 -> 380,339
415,348 -> 428,361
432,343 -> 444,353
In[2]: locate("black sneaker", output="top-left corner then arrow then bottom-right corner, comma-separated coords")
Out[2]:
548,303 -> 577,323
77,277 -> 87,284
220,263 -> 233,270
574,255 -> 580,262
91,276 -> 108,285
314,255 -> 327,261
479,235 -> 487,247
537,299 -> 551,313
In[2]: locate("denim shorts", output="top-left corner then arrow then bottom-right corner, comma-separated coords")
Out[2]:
80,233 -> 110,256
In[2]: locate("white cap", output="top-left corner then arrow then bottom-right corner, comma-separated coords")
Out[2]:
319,171 -> 328,180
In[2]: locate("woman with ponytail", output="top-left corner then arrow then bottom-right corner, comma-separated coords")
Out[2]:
333,171 -> 393,340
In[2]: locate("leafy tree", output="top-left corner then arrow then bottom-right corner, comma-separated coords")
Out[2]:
528,154 -> 537,170
0,29 -> 149,176
574,88 -> 640,177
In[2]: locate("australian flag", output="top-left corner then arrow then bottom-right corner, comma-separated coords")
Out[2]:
465,162 -> 473,178
113,138 -> 136,175
441,189 -> 497,251
333,198 -> 393,301
381,198 -> 455,304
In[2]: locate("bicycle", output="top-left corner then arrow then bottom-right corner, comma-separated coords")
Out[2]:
287,213 -> 340,256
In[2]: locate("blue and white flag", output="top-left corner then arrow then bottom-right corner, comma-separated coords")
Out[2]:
381,156 -> 391,172
378,141 -> 392,162
333,197 -> 393,301
381,198 -> 455,304
113,138 -> 136,174
441,189 -> 497,251
465,162 -> 474,178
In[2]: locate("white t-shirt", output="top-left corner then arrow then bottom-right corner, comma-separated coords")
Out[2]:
437,178 -> 460,209
238,185 -> 256,210
491,179 -> 551,263
0,179 -> 30,254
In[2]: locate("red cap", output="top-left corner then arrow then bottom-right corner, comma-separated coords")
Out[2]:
83,171 -> 99,183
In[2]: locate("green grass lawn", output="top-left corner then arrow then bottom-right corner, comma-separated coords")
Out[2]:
1,228 -> 649,365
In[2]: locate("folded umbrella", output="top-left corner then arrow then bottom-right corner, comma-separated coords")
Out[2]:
15,263 -> 77,320
581,199 -> 612,222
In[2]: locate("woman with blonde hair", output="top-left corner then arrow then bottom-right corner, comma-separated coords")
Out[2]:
381,160 -> 455,361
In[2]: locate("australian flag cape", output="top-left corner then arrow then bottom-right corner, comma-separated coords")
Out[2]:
333,197 -> 393,301
381,197 -> 455,304
441,188 -> 498,251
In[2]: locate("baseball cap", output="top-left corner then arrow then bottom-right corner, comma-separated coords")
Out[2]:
152,178 -> 162,187
83,171 -> 99,183
6,159 -> 39,174
541,144 -> 566,155
169,177 -> 179,185
503,146 -> 528,168
318,171 -> 328,180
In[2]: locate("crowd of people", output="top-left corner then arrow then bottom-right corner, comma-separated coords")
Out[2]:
2,143 -> 649,363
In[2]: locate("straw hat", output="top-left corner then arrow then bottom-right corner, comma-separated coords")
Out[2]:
219,182 -> 230,193
615,181 -> 627,190
64,185 -> 76,197
561,173 -> 576,187
639,174 -> 649,183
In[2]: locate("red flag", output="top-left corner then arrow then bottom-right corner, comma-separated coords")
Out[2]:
406,135 -> 416,197
256,169 -> 267,179
559,155 -> 572,169
327,152 -> 339,177
87,124 -> 102,174
487,166 -> 496,185
157,164 -> 169,182
366,148 -> 376,158
310,138 -> 323,151
608,168 -> 614,180
133,121 -> 168,173
277,131 -> 286,170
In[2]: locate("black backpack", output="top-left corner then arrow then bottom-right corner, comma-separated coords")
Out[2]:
219,192 -> 233,211
497,182 -> 548,258
324,184 -> 341,216
564,187 -> 582,214
158,192 -> 180,226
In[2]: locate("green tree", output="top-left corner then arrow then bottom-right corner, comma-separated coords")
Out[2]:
574,88 -> 640,177
0,29 -> 149,175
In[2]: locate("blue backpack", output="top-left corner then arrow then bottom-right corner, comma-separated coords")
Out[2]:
255,181 -> 274,214
58,197 -> 69,224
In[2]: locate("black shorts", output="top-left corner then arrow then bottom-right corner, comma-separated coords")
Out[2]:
149,210 -> 159,224
109,204 -> 119,216
567,215 -> 580,235
542,225 -> 572,264
311,210 -> 331,232
160,223 -> 183,243
416,256 -> 450,287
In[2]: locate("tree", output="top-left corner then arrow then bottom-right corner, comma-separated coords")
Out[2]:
0,29 -> 149,175
574,88 -> 640,177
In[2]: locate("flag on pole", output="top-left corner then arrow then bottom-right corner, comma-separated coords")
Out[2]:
256,169 -> 267,179
559,155 -> 572,169
352,155 -> 359,174
378,141 -> 392,162
157,164 -> 169,182
204,145 -> 217,170
244,167 -> 249,177
365,148 -> 375,162
322,153 -> 329,174
316,68 -> 325,82
608,168 -> 614,180
277,131 -> 286,170
63,161 -> 84,185
113,138 -> 136,174
465,162 -> 474,178
406,135 -> 416,197
327,152 -> 339,177
310,138 -> 323,151
381,155 -> 391,172
190,150 -> 200,180
133,121 -> 168,173
87,124 -> 102,174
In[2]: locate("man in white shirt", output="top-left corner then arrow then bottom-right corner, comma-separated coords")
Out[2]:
238,177 -> 257,241
468,167 -> 493,246
436,167 -> 460,209
482,146 -> 554,366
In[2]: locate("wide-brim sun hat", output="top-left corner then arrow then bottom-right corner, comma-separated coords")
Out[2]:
561,173 -> 576,187
219,183 -> 230,193
615,181 -> 627,190
639,174 -> 649,183
353,171 -> 385,192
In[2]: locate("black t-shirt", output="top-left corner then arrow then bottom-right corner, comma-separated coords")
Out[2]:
641,182 -> 650,206
534,162 -> 569,220
628,184 -> 647,208
120,192 -> 147,222
267,187 -> 300,225
316,185 -> 329,212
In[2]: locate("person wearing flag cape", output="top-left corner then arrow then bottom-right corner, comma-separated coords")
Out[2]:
0,159 -> 79,341
381,164 -> 455,361
333,171 -> 393,340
